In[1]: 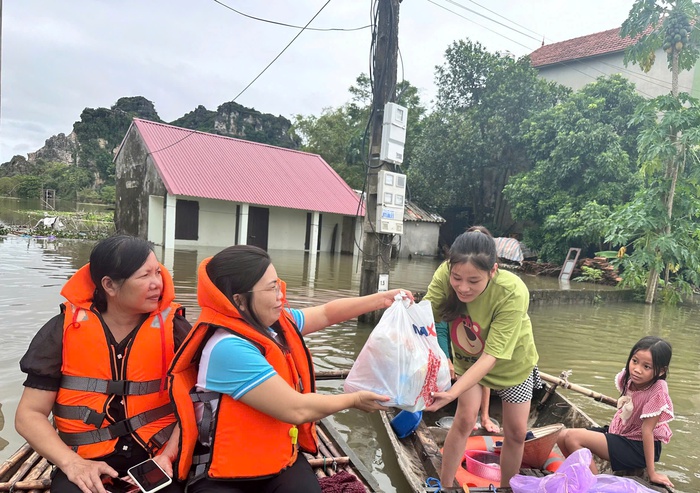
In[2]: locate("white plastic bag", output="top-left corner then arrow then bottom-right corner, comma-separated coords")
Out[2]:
344,295 -> 451,412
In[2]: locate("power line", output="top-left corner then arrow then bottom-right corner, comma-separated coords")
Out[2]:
231,0 -> 333,103
426,0 -> 690,98
441,0 -> 542,43
212,0 -> 370,31
464,0 -> 542,38
426,0 -> 534,53
151,0 -> 333,156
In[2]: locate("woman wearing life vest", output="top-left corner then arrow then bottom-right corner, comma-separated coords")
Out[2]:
15,235 -> 190,493
169,245 -> 412,493
424,227 -> 541,489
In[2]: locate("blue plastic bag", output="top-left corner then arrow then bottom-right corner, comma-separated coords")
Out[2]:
510,448 -> 659,493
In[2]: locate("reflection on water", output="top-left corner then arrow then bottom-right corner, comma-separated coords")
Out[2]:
1,237 -> 698,491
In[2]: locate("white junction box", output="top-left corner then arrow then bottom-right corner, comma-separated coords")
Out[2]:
376,170 -> 406,235
380,102 -> 408,165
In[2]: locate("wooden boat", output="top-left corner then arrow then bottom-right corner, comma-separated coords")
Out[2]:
379,371 -> 674,493
0,417 -> 380,492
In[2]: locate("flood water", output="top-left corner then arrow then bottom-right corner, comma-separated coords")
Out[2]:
0,236 -> 698,492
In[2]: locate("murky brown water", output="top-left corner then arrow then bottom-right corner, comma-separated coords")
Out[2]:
1,236 -> 697,491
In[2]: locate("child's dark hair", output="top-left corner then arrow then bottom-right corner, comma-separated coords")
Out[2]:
89,235 -> 154,313
441,226 -> 497,321
621,336 -> 672,394
206,245 -> 273,335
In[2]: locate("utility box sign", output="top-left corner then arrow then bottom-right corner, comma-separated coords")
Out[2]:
380,102 -> 408,165
376,170 -> 406,235
378,274 -> 389,292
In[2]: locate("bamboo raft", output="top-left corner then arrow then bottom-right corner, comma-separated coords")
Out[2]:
0,372 -> 375,492
0,417 -> 379,492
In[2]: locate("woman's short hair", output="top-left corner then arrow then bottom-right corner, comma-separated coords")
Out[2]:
89,235 -> 154,312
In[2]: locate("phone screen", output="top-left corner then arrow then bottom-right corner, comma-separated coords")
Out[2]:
102,476 -> 140,493
128,459 -> 172,492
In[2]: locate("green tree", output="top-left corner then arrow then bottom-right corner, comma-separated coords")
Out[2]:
606,93 -> 700,302
504,75 -> 644,262
16,176 -> 43,199
408,40 -> 566,238
293,74 -> 425,190
621,0 -> 700,303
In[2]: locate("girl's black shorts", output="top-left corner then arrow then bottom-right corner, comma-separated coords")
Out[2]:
590,425 -> 662,471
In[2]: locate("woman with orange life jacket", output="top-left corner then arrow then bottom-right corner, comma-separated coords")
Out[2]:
15,235 -> 190,493
168,245 -> 413,493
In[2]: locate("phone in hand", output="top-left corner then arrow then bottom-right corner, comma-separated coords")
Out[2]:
127,459 -> 172,493
102,476 -> 140,493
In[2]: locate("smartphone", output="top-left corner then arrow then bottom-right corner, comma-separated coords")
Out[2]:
127,459 -> 172,493
102,476 -> 140,493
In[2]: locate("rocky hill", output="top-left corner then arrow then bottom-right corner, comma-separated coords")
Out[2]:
0,96 -> 299,185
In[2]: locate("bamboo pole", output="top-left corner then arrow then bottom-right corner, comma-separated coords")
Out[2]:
314,369 -> 349,380
0,443 -> 32,478
0,478 -> 51,491
540,371 -> 618,408
306,457 -> 351,468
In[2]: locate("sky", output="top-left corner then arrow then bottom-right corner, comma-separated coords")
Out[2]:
0,0 -> 637,164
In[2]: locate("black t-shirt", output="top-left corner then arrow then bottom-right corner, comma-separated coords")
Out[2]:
20,308 -> 192,459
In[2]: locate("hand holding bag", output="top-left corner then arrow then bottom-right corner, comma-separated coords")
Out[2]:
344,295 -> 451,412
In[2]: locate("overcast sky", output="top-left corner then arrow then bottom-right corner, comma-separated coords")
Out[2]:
0,0 -> 636,164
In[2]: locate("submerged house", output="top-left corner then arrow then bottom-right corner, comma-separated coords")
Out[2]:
114,119 -> 363,253
392,200 -> 445,258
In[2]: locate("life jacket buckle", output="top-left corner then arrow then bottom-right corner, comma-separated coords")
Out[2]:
107,380 -> 129,395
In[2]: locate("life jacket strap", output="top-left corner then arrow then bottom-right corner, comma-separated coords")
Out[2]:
60,375 -> 167,395
148,422 -> 177,452
190,390 -> 218,447
53,404 -> 106,427
58,403 -> 174,446
191,452 -> 211,481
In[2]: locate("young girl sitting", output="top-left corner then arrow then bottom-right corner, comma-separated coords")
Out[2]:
557,336 -> 674,489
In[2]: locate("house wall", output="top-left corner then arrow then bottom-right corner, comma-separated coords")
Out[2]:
536,49 -> 699,98
163,196 -> 351,252
114,130 -> 168,238
393,222 -> 442,258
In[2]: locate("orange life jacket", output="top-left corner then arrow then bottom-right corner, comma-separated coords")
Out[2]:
169,257 -> 317,482
53,263 -> 180,459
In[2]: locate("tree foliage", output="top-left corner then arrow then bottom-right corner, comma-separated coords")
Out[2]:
504,75 -> 644,262
407,40 -> 567,238
293,74 -> 425,190
619,0 -> 700,302
622,0 -> 700,72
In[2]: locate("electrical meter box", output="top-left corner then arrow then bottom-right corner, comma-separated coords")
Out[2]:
380,103 -> 408,165
376,170 -> 406,235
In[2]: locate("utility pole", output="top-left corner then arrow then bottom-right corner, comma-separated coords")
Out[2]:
359,0 -> 400,323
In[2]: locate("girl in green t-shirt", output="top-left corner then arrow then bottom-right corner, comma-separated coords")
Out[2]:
424,227 -> 540,489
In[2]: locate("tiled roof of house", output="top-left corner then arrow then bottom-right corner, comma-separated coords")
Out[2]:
530,27 -> 637,67
126,119 -> 363,216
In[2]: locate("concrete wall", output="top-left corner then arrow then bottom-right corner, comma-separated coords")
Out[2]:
529,288 -> 634,306
394,221 -> 442,258
536,49 -> 700,98
114,129 -> 168,238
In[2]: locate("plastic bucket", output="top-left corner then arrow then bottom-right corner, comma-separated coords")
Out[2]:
390,410 -> 423,438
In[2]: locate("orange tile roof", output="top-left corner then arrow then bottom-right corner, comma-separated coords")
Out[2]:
530,27 -> 637,67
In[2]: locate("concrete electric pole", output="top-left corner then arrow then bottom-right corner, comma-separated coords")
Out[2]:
358,0 -> 400,323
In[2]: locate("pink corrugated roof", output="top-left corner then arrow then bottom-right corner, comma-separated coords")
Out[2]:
129,119 -> 363,216
530,27 -> 638,68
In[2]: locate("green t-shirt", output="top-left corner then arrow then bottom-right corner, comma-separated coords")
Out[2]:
423,262 -> 538,389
